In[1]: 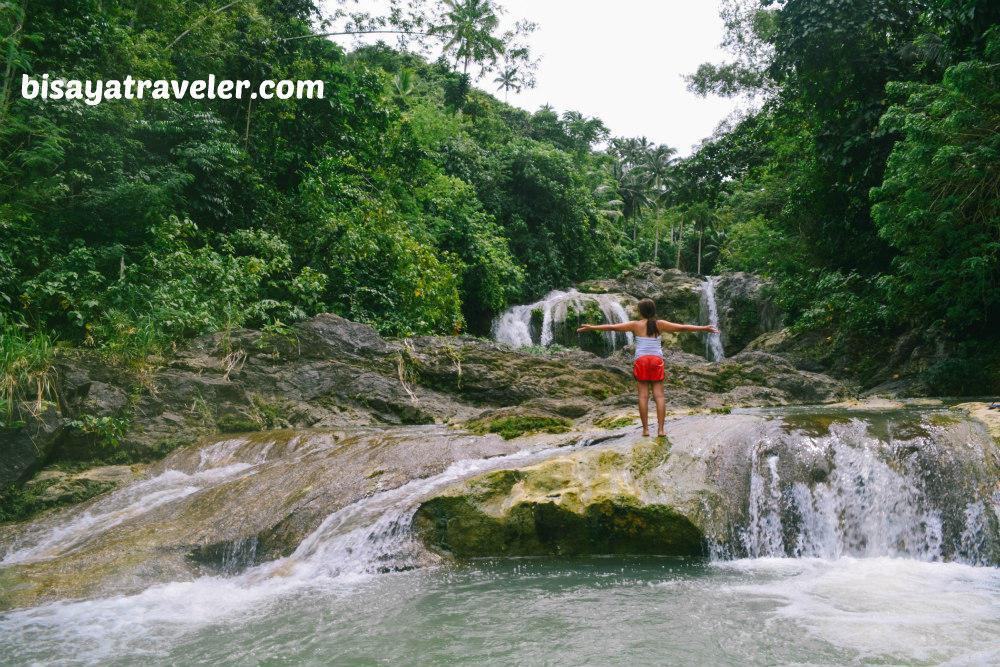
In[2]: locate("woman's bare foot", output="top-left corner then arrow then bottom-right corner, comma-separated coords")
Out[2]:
657,432 -> 666,438
642,428 -> 650,437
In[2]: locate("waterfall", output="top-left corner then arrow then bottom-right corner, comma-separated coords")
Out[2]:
492,289 -> 633,354
700,276 -> 725,361
734,418 -> 963,562
2,408 -> 999,667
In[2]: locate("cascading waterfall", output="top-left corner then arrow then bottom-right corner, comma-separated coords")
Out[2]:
491,289 -> 633,354
733,418 -> 965,562
2,411 -> 999,667
700,276 -> 725,361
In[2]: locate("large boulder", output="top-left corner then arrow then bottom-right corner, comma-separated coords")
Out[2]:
578,263 -> 704,355
411,433 -> 718,557
413,404 -> 1000,562
709,272 -> 784,356
0,404 -> 65,488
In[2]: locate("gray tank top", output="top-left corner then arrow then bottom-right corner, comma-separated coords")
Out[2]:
634,335 -> 662,360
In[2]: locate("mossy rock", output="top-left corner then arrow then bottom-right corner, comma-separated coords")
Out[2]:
466,414 -> 571,440
594,416 -> 635,429
412,434 -> 705,558
413,496 -> 703,558
216,414 -> 262,433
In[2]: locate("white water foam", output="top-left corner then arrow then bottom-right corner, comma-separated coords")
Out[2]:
716,556 -> 1000,665
700,276 -> 725,361
0,445 -> 567,666
738,419 -> 956,561
1,464 -> 255,564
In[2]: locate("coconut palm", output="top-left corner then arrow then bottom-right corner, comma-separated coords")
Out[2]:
686,201 -> 718,275
637,144 -> 678,256
494,67 -> 521,101
602,160 -> 653,243
391,68 -> 416,106
430,0 -> 505,76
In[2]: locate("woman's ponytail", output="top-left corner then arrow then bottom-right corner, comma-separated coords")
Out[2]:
637,298 -> 659,336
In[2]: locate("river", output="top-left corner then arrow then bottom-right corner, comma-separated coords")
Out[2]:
2,405 -> 999,666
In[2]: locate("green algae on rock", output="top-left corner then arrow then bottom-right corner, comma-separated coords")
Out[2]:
412,435 -> 711,558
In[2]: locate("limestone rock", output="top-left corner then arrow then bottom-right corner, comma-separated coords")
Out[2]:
0,405 -> 65,488
412,434 -> 712,557
0,427 -> 526,608
579,263 -> 705,355
22,465 -> 139,504
708,272 -> 784,356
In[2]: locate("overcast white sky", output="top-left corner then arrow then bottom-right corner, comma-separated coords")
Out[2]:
324,1 -> 740,156
495,0 -> 741,156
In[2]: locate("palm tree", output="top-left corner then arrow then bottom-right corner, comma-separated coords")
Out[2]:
637,144 -> 678,260
430,0 -> 505,77
700,229 -> 729,275
494,67 -> 521,101
687,201 -> 717,275
590,166 -> 625,224
603,160 -> 653,243
391,68 -> 416,106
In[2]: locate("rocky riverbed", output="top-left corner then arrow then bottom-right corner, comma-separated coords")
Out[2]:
4,305 -> 852,492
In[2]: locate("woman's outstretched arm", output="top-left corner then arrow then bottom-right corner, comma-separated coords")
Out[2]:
658,320 -> 719,334
577,322 -> 637,333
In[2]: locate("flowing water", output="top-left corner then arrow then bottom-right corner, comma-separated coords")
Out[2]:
2,408 -> 1000,667
492,289 -> 633,354
700,276 -> 726,362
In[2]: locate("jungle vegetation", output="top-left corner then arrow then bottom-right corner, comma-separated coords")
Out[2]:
1,0 -> 998,402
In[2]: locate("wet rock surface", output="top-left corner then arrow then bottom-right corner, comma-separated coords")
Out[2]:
2,401 -> 999,610
0,426 -> 530,609
413,404 -> 1000,563
1,312 -> 852,489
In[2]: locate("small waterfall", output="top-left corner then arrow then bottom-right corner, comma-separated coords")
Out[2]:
700,276 -> 725,361
733,418 -> 969,562
492,289 -> 633,354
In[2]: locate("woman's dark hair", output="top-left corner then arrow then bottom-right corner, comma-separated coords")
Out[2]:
638,298 -> 659,336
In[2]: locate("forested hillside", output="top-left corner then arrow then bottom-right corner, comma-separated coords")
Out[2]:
687,0 -> 1000,393
2,0 -> 998,419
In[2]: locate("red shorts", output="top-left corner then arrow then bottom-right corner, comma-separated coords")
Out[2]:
633,355 -> 665,382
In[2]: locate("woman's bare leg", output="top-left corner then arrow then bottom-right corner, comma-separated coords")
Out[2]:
637,381 -> 650,436
651,381 -> 666,437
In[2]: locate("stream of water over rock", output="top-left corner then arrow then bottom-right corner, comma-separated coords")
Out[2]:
1,407 -> 999,667
491,289 -> 634,354
700,276 -> 726,362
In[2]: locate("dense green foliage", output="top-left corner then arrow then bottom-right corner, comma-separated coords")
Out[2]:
2,0 -> 998,397
0,0 -> 625,382
676,0 -> 1000,392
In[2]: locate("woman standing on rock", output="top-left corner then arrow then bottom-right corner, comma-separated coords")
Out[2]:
577,298 -> 719,438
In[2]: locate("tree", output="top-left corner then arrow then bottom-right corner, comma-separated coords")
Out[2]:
391,67 -> 416,106
638,143 -> 678,253
871,38 -> 1000,332
762,0 -> 933,271
494,66 -> 521,101
562,111 -> 610,158
430,0 -> 505,76
686,0 -> 780,103
686,201 -> 718,275
476,139 -> 618,298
